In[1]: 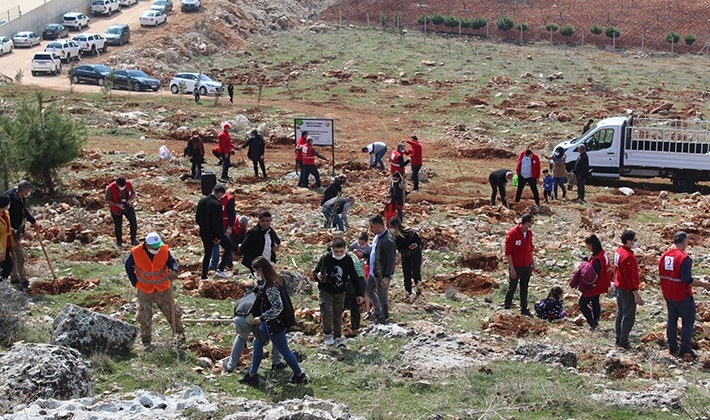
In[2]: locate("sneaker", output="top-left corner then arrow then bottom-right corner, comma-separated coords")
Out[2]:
323,334 -> 335,346
239,373 -> 259,386
334,338 -> 347,349
222,358 -> 233,373
19,281 -> 30,292
215,270 -> 230,279
271,362 -> 288,370
289,372 -> 307,384
521,309 -> 533,317
669,347 -> 679,357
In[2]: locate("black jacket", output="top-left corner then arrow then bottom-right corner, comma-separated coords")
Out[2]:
241,134 -> 265,161
488,169 -> 510,188
313,252 -> 363,295
372,230 -> 396,278
196,194 -> 223,240
3,188 -> 36,233
575,152 -> 590,180
393,229 -> 422,257
240,224 -> 281,269
320,179 -> 344,205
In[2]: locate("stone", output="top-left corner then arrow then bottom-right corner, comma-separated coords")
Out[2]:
514,341 -> 578,367
0,343 -> 92,414
224,394 -> 366,420
590,382 -> 683,410
619,187 -> 634,196
51,303 -> 138,356
279,271 -> 312,294
659,190 -> 669,199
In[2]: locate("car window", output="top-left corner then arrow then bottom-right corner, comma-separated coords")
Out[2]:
95,65 -> 111,73
128,70 -> 147,77
197,74 -> 214,82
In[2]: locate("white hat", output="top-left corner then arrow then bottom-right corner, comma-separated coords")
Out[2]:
145,232 -> 163,248
307,136 -> 314,141
238,215 -> 248,224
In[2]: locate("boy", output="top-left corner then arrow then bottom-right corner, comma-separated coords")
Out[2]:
349,232 -> 372,260
346,233 -> 370,337
542,169 -> 554,203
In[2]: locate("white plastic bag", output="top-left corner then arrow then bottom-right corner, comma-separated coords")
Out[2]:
159,145 -> 173,160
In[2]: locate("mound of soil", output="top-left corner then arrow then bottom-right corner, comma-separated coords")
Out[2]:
196,280 -> 248,300
30,277 -> 100,295
188,340 -> 230,362
461,252 -> 499,271
484,313 -> 548,337
433,272 -> 498,296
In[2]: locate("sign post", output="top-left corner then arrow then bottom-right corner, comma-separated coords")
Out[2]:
294,118 -> 335,175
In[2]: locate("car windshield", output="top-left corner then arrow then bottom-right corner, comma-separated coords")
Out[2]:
197,74 -> 214,82
154,0 -> 166,4
106,27 -> 122,34
16,34 -> 29,38
94,65 -> 111,73
46,42 -> 61,48
46,25 -> 59,30
127,70 -> 149,78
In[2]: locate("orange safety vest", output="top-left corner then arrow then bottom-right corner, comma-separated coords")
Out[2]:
131,244 -> 171,294
659,248 -> 692,301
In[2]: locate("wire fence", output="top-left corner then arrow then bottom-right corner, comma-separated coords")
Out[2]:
0,6 -> 21,25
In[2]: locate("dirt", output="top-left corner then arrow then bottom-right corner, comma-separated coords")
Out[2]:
484,313 -> 548,337
30,277 -> 100,295
79,293 -> 128,312
460,252 -> 499,271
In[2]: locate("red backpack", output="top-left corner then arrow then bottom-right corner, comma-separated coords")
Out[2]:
569,261 -> 597,294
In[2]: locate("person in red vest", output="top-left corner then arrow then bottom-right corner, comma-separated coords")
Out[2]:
405,135 -> 423,190
208,190 -> 236,276
514,148 -> 541,206
124,232 -> 183,351
295,131 -> 309,186
218,122 -> 234,182
504,213 -> 534,317
613,229 -> 644,350
298,137 -> 328,189
389,143 -> 409,175
659,231 -> 710,360
105,177 -> 138,248
578,234 -> 611,330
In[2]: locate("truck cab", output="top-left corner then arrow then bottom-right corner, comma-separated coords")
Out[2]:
556,116 -> 626,178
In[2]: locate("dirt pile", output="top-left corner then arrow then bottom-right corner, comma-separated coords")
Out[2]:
483,314 -> 548,337
30,277 -> 100,295
433,272 -> 497,297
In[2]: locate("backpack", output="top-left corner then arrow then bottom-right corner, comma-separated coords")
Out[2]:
569,261 -> 597,294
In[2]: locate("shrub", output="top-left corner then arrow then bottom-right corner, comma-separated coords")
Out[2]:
665,32 -> 680,44
589,24 -> 603,35
604,26 -> 621,39
560,25 -> 574,37
470,17 -> 487,30
516,22 -> 528,31
684,34 -> 696,46
416,15 -> 429,25
430,13 -> 444,26
459,18 -> 471,29
443,15 -> 460,28
545,23 -> 559,32
496,16 -> 514,32
0,284 -> 28,347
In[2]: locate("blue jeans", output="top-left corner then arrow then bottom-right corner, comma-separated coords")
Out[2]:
373,148 -> 387,170
209,228 -> 233,269
248,323 -> 302,376
225,316 -> 282,372
553,177 -> 567,199
322,205 -> 344,231
666,296 -> 696,354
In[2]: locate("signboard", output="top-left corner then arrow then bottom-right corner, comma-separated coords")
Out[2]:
294,118 -> 334,146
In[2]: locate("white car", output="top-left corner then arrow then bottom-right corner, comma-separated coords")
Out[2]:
72,33 -> 108,55
0,37 -> 13,56
44,40 -> 81,62
31,53 -> 62,76
63,13 -> 90,31
139,11 -> 167,27
119,0 -> 138,6
91,0 -> 120,16
13,32 -> 40,48
169,72 -> 224,96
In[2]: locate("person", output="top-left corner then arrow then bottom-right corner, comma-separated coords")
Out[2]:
239,256 -> 307,386
389,217 -> 422,303
574,144 -> 590,202
313,238 -> 365,348
298,137 -> 328,189
659,231 -> 710,360
229,215 -> 249,251
295,131 -> 309,184
193,85 -> 200,103
488,169 -> 513,207
105,177 -> 138,249
4,180 -> 37,290
218,122 -> 234,182
582,118 -> 594,135
227,82 -> 234,104
542,169 -> 554,203
321,196 -> 355,232
534,286 -> 566,320
321,174 -> 347,206
362,142 -> 388,171
514,149 -> 541,206
349,233 -> 372,261
389,171 -> 406,222
196,184 -> 233,280
187,130 -> 205,180
241,129 -> 267,178
504,214 -> 535,316
124,232 -> 184,351
239,211 -> 280,273
346,233 -> 369,337
405,135 -> 423,190
613,229 -> 644,350
389,143 -> 409,175
365,214 -> 396,324
208,188 -> 236,275
0,195 -> 14,282
577,234 -> 611,330
551,146 -> 567,200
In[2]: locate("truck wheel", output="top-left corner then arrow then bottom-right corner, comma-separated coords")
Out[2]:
673,173 -> 696,193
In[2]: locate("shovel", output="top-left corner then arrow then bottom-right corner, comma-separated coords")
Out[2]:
37,232 -> 58,284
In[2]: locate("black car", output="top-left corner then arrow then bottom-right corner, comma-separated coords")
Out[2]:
68,64 -> 113,86
113,69 -> 161,91
42,24 -> 69,40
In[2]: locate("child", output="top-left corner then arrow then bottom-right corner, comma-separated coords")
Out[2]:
313,238 -> 365,348
349,232 -> 372,260
389,217 -> 423,302
534,286 -> 567,320
542,169 -> 554,203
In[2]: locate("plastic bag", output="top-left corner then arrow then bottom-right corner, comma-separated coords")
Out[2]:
159,145 -> 173,160
512,174 -> 518,186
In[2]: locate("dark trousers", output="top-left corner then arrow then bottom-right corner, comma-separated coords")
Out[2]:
296,160 -> 304,184
111,207 -> 137,246
615,288 -> 637,347
505,265 -> 532,312
252,159 -> 266,177
191,160 -> 203,180
402,250 -> 422,295
489,180 -> 507,206
345,277 -> 366,329
553,177 -> 567,199
228,92 -> 233,103
299,164 -> 321,188
0,250 -> 12,278
543,190 -> 552,202
200,233 -> 232,279
221,154 -> 231,180
576,177 -> 587,200
515,177 -> 540,205
666,296 -> 696,354
579,294 -> 601,328
411,164 -> 421,190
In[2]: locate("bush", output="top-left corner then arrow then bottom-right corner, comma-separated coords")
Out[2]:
684,34 -> 696,46
443,15 -> 460,28
430,13 -> 444,26
416,15 -> 429,25
459,18 -> 471,29
589,24 -> 603,35
0,284 -> 28,347
516,22 -> 528,31
560,25 -> 574,37
604,26 -> 621,39
496,16 -> 514,32
470,17 -> 487,30
545,23 -> 559,32
665,32 -> 680,44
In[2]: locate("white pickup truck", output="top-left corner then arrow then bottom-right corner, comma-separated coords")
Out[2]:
71,33 -> 108,55
554,114 -> 710,192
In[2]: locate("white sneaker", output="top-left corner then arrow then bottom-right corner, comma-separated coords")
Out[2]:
215,269 -> 230,279
323,334 -> 335,346
334,338 -> 346,349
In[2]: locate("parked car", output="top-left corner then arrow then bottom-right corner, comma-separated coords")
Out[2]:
91,0 -> 120,16
44,40 -> 80,63
31,53 -> 62,76
169,72 -> 224,96
181,0 -> 201,12
104,24 -> 130,45
119,0 -> 138,7
114,69 -> 161,91
139,11 -> 167,27
69,64 -> 113,86
0,37 -> 13,56
63,13 -> 90,31
42,24 -> 69,40
13,32 -> 40,48
72,33 -> 108,55
150,0 -> 173,13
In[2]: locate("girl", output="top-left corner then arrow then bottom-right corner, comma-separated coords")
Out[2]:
578,234 -> 611,330
551,146 -> 567,199
388,217 -> 422,303
534,286 -> 567,320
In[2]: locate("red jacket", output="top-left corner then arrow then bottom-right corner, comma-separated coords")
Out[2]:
218,129 -> 232,155
296,134 -> 308,162
504,224 -> 534,267
659,248 -> 692,301
219,194 -> 235,229
106,180 -> 134,215
405,139 -> 423,165
515,151 -> 541,179
583,250 -> 611,297
613,245 -> 640,291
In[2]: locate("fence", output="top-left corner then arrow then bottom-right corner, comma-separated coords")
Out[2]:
0,0 -> 89,39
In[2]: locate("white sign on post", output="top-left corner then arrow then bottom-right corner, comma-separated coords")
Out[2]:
294,118 -> 334,146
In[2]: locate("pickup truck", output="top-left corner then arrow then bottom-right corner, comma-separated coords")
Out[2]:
554,114 -> 710,192
91,0 -> 120,16
31,53 -> 62,76
71,33 -> 108,55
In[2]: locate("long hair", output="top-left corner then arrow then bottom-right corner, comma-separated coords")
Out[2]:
388,216 -> 406,238
548,286 -> 563,300
585,234 -> 603,255
252,256 -> 284,287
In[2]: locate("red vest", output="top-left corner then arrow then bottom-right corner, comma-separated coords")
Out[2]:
296,135 -> 308,161
302,145 -> 315,165
220,194 -> 233,228
131,245 -> 170,294
613,245 -> 640,291
584,251 -> 611,297
659,248 -> 692,301
107,180 -> 134,215
390,150 -> 404,174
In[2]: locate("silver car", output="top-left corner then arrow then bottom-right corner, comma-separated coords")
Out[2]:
13,32 -> 40,48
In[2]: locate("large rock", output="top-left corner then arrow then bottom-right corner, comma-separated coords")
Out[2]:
514,341 -> 578,367
51,303 -> 138,356
225,395 -> 366,420
590,382 -> 683,410
0,343 -> 92,414
279,271 -> 312,294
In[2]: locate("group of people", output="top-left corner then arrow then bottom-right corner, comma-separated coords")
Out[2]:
0,180 -> 37,292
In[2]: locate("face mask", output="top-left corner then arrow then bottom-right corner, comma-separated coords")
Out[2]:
332,253 -> 346,261
148,248 -> 160,255
118,186 -> 126,191
631,240 -> 638,249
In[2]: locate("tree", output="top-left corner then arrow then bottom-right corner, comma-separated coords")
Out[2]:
545,22 -> 559,42
417,15 -> 429,25
560,25 -> 574,38
443,15 -> 460,28
665,31 -> 680,53
589,24 -> 603,35
604,26 -> 620,48
470,17 -> 487,30
516,22 -> 528,42
684,34 -> 696,46
495,16 -> 514,32
430,13 -> 445,26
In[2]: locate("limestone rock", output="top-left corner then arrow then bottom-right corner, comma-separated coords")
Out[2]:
224,395 -> 366,420
51,303 -> 138,356
279,271 -> 312,294
514,341 -> 577,367
590,382 -> 683,410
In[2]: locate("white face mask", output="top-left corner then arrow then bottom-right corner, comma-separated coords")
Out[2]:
147,248 -> 160,255
118,186 -> 126,191
332,252 -> 346,261
631,240 -> 638,249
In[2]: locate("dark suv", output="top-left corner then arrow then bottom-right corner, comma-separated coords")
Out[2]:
105,24 -> 130,46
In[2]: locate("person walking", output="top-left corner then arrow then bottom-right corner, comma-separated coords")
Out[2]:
389,143 -> 409,176
613,229 -> 644,350
504,214 -> 535,316
365,214 -> 396,324
187,130 -> 205,180
488,169 -> 513,207
388,217 -> 423,303
659,231 -> 710,360
582,118 -> 594,135
362,142 -> 388,171
574,144 -> 590,202
218,122 -> 234,182
321,174 -> 347,206
208,188 -> 236,275
298,137 -> 328,189
551,146 -> 567,199
124,232 -> 184,351
577,234 -> 611,330
227,82 -> 234,104
241,129 -> 267,178
405,135 -> 423,190
105,177 -> 138,249
542,169 -> 554,203
321,196 -> 355,232
0,195 -> 14,282
4,180 -> 37,290
514,149 -> 541,206
239,211 -> 280,273
193,86 -> 200,103
295,131 -> 309,184
389,172 -> 406,222
196,184 -> 233,280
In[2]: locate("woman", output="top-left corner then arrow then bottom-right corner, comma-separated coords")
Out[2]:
551,146 -> 567,199
389,172 -> 406,222
241,129 -> 267,178
388,217 -> 422,303
0,195 -> 13,280
578,234 -> 611,330
240,256 -> 306,386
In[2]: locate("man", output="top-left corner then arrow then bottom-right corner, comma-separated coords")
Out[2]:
389,143 -> 409,175
240,210 -> 280,273
105,177 -> 138,248
322,196 -> 355,232
196,184 -> 233,280
514,149 -> 541,206
362,141 -> 388,171
298,137 -> 328,189
218,122 -> 234,182
489,169 -> 514,207
295,131 -> 309,184
614,229 -> 644,350
366,214 -> 396,324
124,232 -> 184,351
208,187 -> 236,276
193,85 -> 200,103
405,135 -> 423,190
504,214 -> 534,316
582,118 -> 594,135
659,231 -> 710,360
4,180 -> 37,290
574,144 -> 590,202
187,130 -> 205,180
227,82 -> 235,104
321,174 -> 347,206
241,129 -> 267,178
